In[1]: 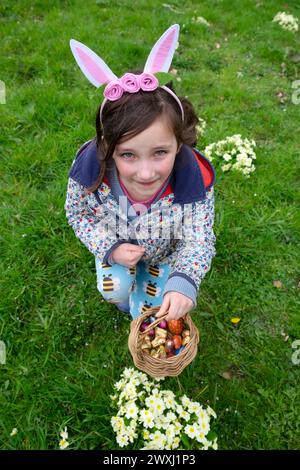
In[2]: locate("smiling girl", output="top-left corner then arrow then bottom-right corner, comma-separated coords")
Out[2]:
65,25 -> 216,321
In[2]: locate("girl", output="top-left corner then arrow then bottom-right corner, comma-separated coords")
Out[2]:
65,25 -> 216,321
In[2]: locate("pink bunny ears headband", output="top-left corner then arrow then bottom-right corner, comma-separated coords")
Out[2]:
69,24 -> 184,124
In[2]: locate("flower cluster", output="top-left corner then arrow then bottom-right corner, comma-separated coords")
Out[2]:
110,367 -> 218,450
272,12 -> 299,33
104,72 -> 159,101
204,134 -> 257,178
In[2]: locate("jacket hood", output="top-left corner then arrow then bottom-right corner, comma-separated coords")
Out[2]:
69,138 -> 216,204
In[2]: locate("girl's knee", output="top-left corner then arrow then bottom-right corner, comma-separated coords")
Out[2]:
95,260 -> 135,302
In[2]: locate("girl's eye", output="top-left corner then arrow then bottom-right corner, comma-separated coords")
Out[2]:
120,153 -> 134,159
155,150 -> 167,156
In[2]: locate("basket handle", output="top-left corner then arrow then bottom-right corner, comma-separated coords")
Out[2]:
140,312 -> 169,336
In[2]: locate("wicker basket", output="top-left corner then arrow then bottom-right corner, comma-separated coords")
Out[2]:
128,306 -> 200,378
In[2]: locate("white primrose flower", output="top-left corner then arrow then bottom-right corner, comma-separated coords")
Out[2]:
181,395 -> 192,409
206,405 -> 217,419
174,420 -> 183,434
171,436 -> 181,449
198,417 -> 210,435
116,433 -> 129,448
149,430 -> 167,449
179,409 -> 191,421
58,426 -> 70,449
139,409 -> 155,428
187,401 -> 202,415
185,424 -> 198,439
195,430 -> 209,444
110,367 -> 218,450
125,401 -> 139,420
166,424 -> 177,444
111,416 -> 125,432
273,12 -> 299,32
59,439 -> 69,450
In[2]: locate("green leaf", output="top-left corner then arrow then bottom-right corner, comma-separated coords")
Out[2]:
155,72 -> 174,86
206,431 -> 218,442
181,433 -> 191,449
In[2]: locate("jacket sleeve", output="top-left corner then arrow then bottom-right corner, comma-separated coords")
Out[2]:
163,186 -> 216,307
64,177 -> 127,265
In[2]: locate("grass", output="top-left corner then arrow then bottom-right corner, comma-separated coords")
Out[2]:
1,0 -> 300,450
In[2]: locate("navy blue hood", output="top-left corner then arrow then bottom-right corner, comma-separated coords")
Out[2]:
69,138 -> 216,204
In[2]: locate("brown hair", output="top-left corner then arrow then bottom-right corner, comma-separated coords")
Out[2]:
88,75 -> 199,192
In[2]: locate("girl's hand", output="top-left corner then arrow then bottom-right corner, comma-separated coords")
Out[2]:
111,243 -> 145,268
155,292 -> 194,321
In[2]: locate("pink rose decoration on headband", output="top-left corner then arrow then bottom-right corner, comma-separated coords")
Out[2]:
140,72 -> 159,91
120,73 -> 141,93
104,79 -> 123,101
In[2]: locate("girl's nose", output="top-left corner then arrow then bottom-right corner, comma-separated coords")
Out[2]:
137,164 -> 155,181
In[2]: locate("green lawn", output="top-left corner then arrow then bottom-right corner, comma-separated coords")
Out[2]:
1,0 -> 299,450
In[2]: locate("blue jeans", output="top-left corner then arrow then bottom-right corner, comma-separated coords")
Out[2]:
95,258 -> 171,319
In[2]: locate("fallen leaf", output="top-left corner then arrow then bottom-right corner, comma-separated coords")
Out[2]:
220,365 -> 244,380
273,280 -> 283,288
275,91 -> 287,104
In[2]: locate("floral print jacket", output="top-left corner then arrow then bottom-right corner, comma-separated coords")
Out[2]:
65,139 -> 217,307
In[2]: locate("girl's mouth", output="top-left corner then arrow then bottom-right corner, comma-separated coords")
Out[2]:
137,181 -> 157,186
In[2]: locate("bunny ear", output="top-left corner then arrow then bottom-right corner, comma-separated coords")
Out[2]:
70,39 -> 117,88
144,24 -> 179,74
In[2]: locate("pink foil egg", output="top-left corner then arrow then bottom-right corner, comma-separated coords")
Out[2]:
148,328 -> 155,338
139,321 -> 150,332
158,319 -> 167,329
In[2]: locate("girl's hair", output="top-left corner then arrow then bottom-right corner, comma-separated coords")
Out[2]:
88,75 -> 199,192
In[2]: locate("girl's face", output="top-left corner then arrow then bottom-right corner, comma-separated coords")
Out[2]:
112,115 -> 180,201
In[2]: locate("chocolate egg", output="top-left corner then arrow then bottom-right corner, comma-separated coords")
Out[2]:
182,329 -> 190,338
165,338 -> 174,353
175,346 -> 185,355
182,335 -> 190,346
158,319 -> 167,329
147,328 -> 155,338
140,321 -> 150,332
167,351 -> 175,358
167,319 -> 184,335
173,335 -> 182,349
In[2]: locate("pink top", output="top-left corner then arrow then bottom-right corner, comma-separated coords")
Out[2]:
118,176 -> 168,214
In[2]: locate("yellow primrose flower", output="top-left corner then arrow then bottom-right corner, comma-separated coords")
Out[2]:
231,317 -> 241,325
185,424 -> 197,439
10,428 -> 18,437
59,439 -> 69,450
